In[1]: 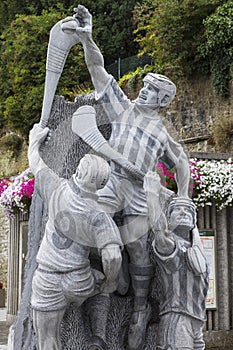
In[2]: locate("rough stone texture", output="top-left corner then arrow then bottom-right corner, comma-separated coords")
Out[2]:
163,77 -> 233,154
0,209 -> 9,293
204,330 -> 233,349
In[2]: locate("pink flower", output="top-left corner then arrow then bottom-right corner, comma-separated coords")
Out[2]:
0,169 -> 35,218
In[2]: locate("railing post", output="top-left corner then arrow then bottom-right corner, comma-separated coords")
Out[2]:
216,208 -> 230,330
7,214 -> 20,324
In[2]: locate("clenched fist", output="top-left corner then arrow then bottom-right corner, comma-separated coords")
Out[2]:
101,244 -> 122,293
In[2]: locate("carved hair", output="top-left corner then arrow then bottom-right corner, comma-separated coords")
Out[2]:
76,154 -> 111,190
143,73 -> 176,107
166,197 -> 197,225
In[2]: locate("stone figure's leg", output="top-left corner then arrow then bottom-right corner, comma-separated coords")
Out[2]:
31,269 -> 70,350
124,217 -> 153,350
193,319 -> 205,350
156,313 -> 195,350
33,308 -> 66,350
127,261 -> 153,350
86,293 -> 110,350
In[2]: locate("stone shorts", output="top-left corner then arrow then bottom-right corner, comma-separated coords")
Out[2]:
97,172 -> 148,217
31,267 -> 97,312
156,312 -> 205,350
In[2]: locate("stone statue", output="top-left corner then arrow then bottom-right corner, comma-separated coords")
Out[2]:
144,171 -> 209,350
28,124 -> 123,350
60,5 -> 191,349
8,5 -> 209,350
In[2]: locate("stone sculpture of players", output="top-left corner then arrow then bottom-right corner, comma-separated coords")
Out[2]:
60,5 -> 192,350
28,124 -> 123,350
144,171 -> 209,350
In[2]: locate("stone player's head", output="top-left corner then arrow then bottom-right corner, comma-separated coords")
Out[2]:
135,73 -> 176,109
75,154 -> 111,192
166,197 -> 196,234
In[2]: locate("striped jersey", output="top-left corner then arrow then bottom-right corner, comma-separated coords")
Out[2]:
153,236 -> 209,321
96,76 -> 183,174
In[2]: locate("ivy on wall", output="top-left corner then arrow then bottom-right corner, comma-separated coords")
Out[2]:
133,0 -> 232,97
199,1 -> 233,97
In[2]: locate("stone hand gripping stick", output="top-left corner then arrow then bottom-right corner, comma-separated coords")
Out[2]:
39,5 -> 91,128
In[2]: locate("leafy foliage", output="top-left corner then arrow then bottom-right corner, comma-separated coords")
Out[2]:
0,0 -> 75,33
199,1 -> 233,96
0,0 -> 140,65
0,9 -> 89,137
0,1 -> 141,137
133,0 -> 224,79
0,133 -> 23,158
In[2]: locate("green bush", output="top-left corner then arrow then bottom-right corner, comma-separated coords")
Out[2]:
199,1 -> 233,96
0,9 -> 89,138
121,0 -> 233,97
0,133 -> 24,157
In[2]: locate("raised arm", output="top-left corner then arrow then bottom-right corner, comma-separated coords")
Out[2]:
175,149 -> 190,198
144,171 -> 175,255
165,135 -> 190,198
72,5 -> 110,94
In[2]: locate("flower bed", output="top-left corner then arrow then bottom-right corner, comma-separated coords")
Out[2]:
157,158 -> 233,210
0,168 -> 34,218
0,158 -> 232,218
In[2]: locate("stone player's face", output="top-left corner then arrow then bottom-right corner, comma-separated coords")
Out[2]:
136,82 -> 159,107
168,205 -> 194,232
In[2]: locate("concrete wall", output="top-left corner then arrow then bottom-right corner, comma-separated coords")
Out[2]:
167,76 -> 233,154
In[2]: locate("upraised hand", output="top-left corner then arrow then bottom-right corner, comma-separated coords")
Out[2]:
73,5 -> 92,34
60,5 -> 92,42
28,124 -> 51,174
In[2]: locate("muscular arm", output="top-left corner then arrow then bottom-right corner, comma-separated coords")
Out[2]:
165,135 -> 190,198
174,149 -> 190,198
82,35 -> 110,94
74,5 -> 110,94
144,171 -> 175,255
